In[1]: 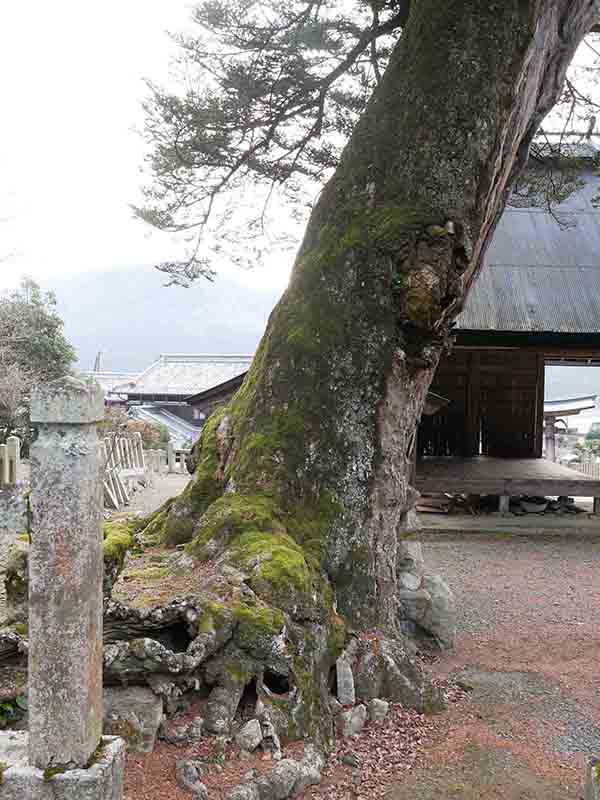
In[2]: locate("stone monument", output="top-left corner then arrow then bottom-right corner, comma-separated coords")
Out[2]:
0,376 -> 125,799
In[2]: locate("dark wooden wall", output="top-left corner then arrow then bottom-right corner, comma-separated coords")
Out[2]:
418,348 -> 545,458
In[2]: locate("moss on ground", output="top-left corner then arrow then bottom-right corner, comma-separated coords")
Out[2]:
102,521 -> 135,569
123,566 -> 168,582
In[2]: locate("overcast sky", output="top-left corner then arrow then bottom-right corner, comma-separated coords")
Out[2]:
0,0 -> 293,294
0,6 -> 597,296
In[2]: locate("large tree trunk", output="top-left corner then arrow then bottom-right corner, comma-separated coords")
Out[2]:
143,0 -> 595,741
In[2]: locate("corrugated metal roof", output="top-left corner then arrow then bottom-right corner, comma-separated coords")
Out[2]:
128,354 -> 253,397
457,169 -> 600,333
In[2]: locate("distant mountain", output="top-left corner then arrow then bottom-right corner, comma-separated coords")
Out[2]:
48,267 -> 284,372
45,267 -> 599,402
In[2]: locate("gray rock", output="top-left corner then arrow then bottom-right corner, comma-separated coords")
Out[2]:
367,698 -> 390,723
255,759 -> 300,800
400,575 -> 455,650
244,768 -> 259,781
260,717 -> 282,761
235,719 -> 263,752
204,684 -> 245,735
293,745 -> 325,794
0,732 -> 125,800
421,575 -> 455,649
352,635 -> 443,713
228,785 -> 260,800
398,571 -> 420,591
103,686 -> 163,754
188,716 -> 205,739
226,745 -> 324,800
329,697 -> 342,715
337,704 -> 367,737
176,759 -> 209,797
396,537 -> 424,573
161,716 -> 204,747
4,537 -> 29,625
335,656 -> 356,705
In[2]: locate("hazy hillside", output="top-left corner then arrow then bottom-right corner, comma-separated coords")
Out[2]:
49,267 -> 283,372
44,268 -> 600,402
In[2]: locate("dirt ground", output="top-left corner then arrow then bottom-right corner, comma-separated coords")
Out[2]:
124,528 -> 600,800
386,530 -> 600,800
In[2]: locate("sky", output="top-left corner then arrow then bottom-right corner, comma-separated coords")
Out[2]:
0,0 -> 292,294
0,7 -> 597,297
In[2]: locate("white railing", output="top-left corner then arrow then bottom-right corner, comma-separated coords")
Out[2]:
565,459 -> 600,480
167,441 -> 190,474
103,432 -> 152,510
103,437 -> 189,510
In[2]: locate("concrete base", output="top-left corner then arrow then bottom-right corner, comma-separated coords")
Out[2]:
0,733 -> 125,799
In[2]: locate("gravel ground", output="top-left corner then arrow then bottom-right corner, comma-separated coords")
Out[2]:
119,472 -> 190,517
388,529 -> 600,800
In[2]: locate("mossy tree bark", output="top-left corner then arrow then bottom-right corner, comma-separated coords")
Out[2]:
146,0 -> 595,737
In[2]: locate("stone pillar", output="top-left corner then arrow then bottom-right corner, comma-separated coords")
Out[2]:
544,415 -> 556,462
0,443 -> 9,485
498,495 -> 510,514
167,441 -> 175,473
28,376 -> 105,770
6,436 -> 20,483
586,758 -> 600,800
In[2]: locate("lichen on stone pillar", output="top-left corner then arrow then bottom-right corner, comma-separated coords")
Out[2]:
28,375 -> 106,770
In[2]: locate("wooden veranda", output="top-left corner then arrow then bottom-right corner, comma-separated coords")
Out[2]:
416,456 -> 600,513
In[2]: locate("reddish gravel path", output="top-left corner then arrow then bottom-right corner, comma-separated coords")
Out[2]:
387,530 -> 600,800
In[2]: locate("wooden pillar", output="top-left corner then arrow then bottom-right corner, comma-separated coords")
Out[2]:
534,354 -> 545,458
465,352 -> 481,457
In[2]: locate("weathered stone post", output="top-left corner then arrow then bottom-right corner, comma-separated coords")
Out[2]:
0,376 -> 125,799
6,435 -> 20,484
167,440 -> 176,473
28,376 -> 105,768
587,758 -> 600,800
0,443 -> 9,485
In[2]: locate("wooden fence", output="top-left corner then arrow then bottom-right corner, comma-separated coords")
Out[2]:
103,436 -> 191,510
102,433 -> 166,510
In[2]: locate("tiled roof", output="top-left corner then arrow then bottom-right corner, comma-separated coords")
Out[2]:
126,354 -> 253,397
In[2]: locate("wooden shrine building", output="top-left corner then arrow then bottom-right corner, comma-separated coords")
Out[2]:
416,146 -> 600,508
